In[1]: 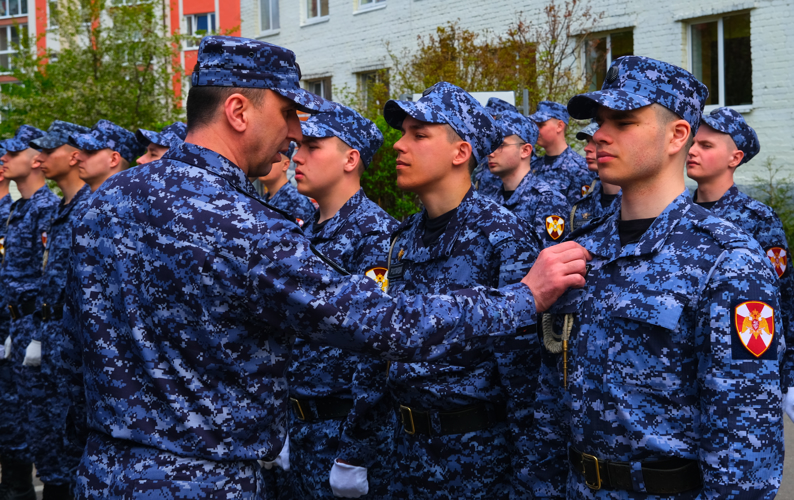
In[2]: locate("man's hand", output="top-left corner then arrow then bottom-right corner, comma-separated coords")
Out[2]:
523,241 -> 591,313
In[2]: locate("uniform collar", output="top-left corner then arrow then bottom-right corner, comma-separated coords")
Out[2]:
307,188 -> 365,241
55,184 -> 91,223
164,142 -> 260,200
707,183 -> 740,212
499,170 -> 533,208
577,189 -> 692,260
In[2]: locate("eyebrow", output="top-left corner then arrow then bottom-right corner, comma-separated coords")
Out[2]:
402,122 -> 429,133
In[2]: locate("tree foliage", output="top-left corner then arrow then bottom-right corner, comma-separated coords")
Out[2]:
0,0 -> 183,135
752,158 -> 794,247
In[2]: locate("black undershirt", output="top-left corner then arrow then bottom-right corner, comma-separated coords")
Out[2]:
542,154 -> 560,166
600,192 -> 618,208
695,200 -> 718,210
503,190 -> 515,201
422,208 -> 457,247
618,217 -> 656,246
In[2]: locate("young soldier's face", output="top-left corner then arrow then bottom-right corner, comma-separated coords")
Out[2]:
393,116 -> 462,194
292,136 -> 348,198
36,145 -> 78,180
583,137 -> 597,172
686,125 -> 742,182
76,148 -> 116,187
258,154 -> 289,184
592,106 -> 667,187
0,148 -> 37,181
137,143 -> 170,166
535,119 -> 562,149
488,134 -> 527,178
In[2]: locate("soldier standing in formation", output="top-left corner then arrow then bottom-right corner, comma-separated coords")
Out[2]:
135,122 -> 188,165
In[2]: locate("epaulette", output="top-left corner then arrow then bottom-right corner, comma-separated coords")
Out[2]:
689,203 -> 755,250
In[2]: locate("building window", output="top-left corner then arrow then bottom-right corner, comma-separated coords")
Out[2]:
260,0 -> 279,33
0,24 -> 21,73
357,70 -> 389,108
304,77 -> 331,99
584,30 -> 633,91
0,0 -> 27,18
358,0 -> 385,10
306,0 -> 328,21
689,12 -> 751,109
47,1 -> 58,27
185,13 -> 216,49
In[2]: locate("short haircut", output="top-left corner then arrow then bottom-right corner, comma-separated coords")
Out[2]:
444,124 -> 478,174
186,86 -> 266,131
654,104 -> 694,150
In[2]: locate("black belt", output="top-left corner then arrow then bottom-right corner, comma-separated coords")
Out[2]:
569,446 -> 702,494
398,403 -> 507,436
290,396 -> 353,422
40,303 -> 63,322
8,300 -> 37,320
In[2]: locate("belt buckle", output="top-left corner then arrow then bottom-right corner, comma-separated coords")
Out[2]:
581,452 -> 601,490
8,304 -> 18,321
290,398 -> 306,421
41,303 -> 50,322
399,405 -> 416,435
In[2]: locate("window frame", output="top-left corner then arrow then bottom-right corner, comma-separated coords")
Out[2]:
303,77 -> 332,100
0,0 -> 28,20
581,29 -> 634,92
687,12 -> 753,113
184,12 -> 217,49
303,0 -> 329,26
0,23 -> 22,74
259,0 -> 280,36
355,0 -> 386,14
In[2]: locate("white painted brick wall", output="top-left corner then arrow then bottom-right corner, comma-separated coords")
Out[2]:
241,0 -> 794,183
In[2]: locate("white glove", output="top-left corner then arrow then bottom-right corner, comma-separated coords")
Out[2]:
3,335 -> 10,359
784,387 -> 794,423
261,435 -> 290,471
329,460 -> 368,498
22,340 -> 41,367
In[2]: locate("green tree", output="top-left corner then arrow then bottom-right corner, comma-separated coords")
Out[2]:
0,0 -> 183,135
753,158 -> 794,247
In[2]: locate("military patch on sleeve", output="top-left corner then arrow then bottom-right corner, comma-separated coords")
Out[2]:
365,267 -> 389,291
766,247 -> 788,279
41,231 -> 48,247
295,218 -> 304,228
581,184 -> 592,196
732,300 -> 776,360
545,215 -> 565,240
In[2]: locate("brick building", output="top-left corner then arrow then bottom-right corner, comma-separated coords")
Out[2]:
237,0 -> 793,183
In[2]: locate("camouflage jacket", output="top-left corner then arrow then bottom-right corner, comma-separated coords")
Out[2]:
265,180 -> 316,227
531,147 -> 596,205
570,179 -> 622,232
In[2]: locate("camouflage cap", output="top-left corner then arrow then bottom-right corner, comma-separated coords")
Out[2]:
486,97 -> 519,114
383,81 -> 502,164
191,36 -> 333,114
300,103 -> 383,167
576,120 -> 599,141
492,109 -> 538,146
700,107 -> 759,165
136,122 -> 188,149
69,119 -> 145,164
1,125 -> 46,153
567,55 -> 709,134
30,120 -> 90,150
530,101 -> 570,125
284,141 -> 296,160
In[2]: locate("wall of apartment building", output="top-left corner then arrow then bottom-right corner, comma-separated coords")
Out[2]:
239,0 -> 793,184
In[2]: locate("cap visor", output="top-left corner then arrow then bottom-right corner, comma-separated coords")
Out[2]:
68,133 -> 106,151
567,89 -> 653,120
300,120 -> 336,140
384,99 -> 447,131
30,134 -> 66,150
274,87 -> 335,114
135,129 -> 159,147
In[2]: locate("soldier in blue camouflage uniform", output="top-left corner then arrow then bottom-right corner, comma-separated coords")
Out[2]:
65,37 -> 587,500
258,141 -> 316,227
472,97 -> 519,199
16,121 -> 92,500
530,56 -> 783,498
0,125 -> 57,500
280,103 -> 397,498
569,121 -> 621,231
686,108 -> 794,427
136,121 -> 188,165
69,119 -> 144,191
337,82 -> 541,499
530,101 -> 596,205
487,107 -> 571,248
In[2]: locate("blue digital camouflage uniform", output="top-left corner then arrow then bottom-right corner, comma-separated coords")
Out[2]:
283,103 -> 397,498
474,98 -> 522,198
288,189 -> 398,499
694,107 -> 794,393
136,121 -> 188,149
529,55 -> 784,498
264,181 -> 316,227
68,119 -> 144,165
358,188 -> 539,498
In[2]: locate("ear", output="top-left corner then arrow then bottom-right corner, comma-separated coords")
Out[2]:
668,119 -> 692,156
520,143 -> 533,160
69,150 -> 80,167
451,141 -> 473,169
223,93 -> 251,133
109,150 -> 123,170
727,149 -> 745,169
557,120 -> 566,134
281,156 -> 291,172
342,149 -> 361,174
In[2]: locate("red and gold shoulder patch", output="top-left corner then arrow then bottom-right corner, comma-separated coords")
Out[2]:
734,300 -> 775,358
545,215 -> 565,240
295,218 -> 304,228
41,231 -> 48,247
581,184 -> 593,196
365,267 -> 389,291
766,247 -> 788,279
